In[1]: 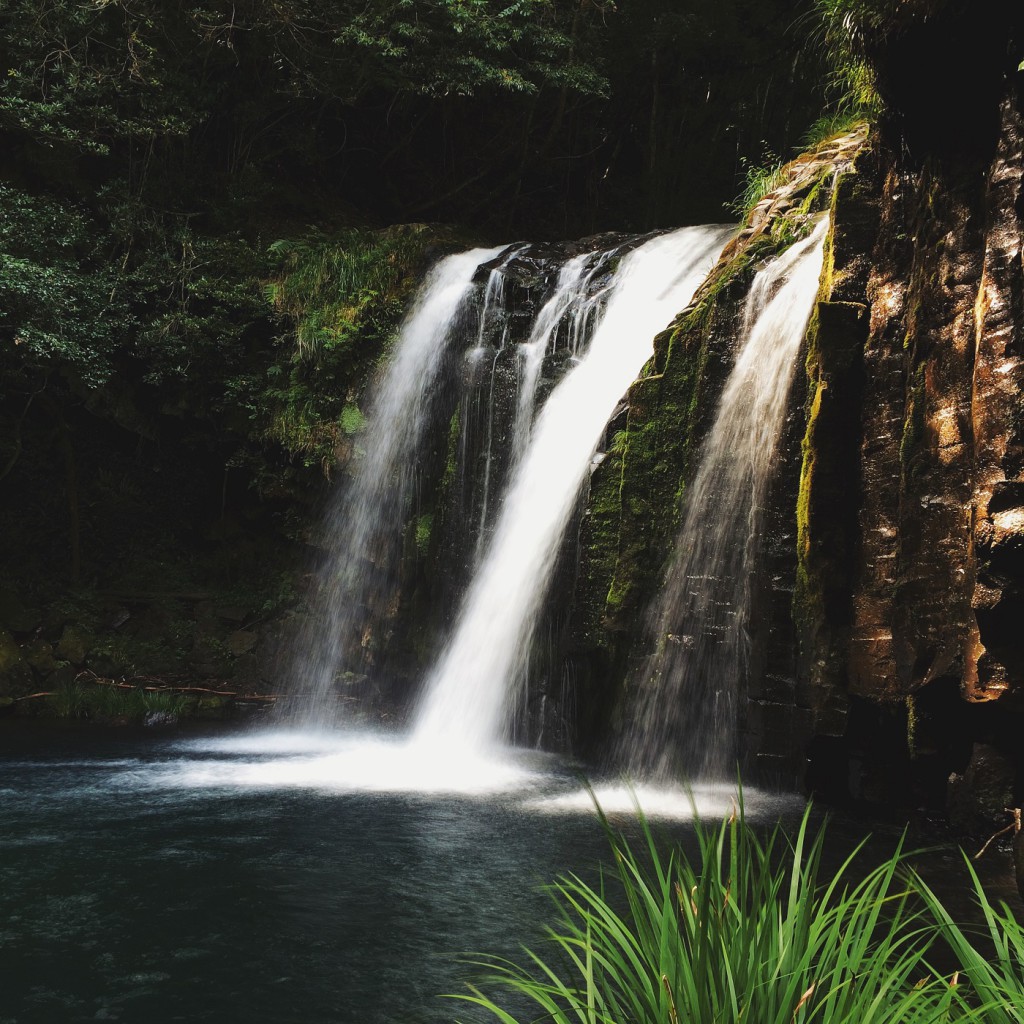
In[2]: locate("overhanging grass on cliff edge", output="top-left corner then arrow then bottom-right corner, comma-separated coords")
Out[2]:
452,799 -> 1024,1023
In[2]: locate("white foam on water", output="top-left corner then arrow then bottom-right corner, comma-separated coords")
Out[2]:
155,731 -> 543,797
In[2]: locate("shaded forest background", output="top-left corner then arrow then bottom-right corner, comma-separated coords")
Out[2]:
0,0 -> 829,604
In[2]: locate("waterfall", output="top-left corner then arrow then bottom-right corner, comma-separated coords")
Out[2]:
622,219 -> 829,781
289,246 -> 504,725
412,226 -> 735,755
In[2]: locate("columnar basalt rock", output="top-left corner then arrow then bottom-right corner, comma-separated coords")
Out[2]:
845,163 -> 908,705
797,150 -> 881,734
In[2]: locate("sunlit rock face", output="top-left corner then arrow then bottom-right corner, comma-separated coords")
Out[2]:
967,95 -> 1024,700
794,84 -> 1024,809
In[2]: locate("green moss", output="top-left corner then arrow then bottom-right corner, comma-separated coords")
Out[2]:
442,406 -> 461,491
262,224 -> 466,472
571,453 -> 626,647
794,345 -> 827,643
793,268 -> 870,699
905,694 -> 920,760
793,173 -> 860,657
340,403 -> 366,435
267,226 -> 435,363
582,129 -> 871,667
675,246 -> 760,341
415,513 -> 434,557
601,225 -> 804,628
602,289 -> 734,625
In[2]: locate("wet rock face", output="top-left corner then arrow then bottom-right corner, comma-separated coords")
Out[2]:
559,128 -> 867,769
379,234 -> 663,738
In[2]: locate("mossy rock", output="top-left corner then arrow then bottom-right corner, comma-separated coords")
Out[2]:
23,638 -> 57,676
44,664 -> 78,691
87,646 -> 136,678
231,652 -> 260,686
56,624 -> 95,664
189,637 -> 233,678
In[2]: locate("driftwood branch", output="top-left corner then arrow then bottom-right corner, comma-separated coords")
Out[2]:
974,807 -> 1022,860
13,670 -> 280,705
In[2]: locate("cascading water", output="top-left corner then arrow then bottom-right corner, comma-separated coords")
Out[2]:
621,219 -> 829,781
412,226 -> 735,756
510,253 -> 605,465
288,246 -> 503,725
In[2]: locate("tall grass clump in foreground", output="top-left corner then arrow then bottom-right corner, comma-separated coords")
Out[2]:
454,801 -> 1024,1023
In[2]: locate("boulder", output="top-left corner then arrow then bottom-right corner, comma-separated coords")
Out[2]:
227,630 -> 258,656
23,638 -> 57,676
0,589 -> 40,634
56,624 -> 94,665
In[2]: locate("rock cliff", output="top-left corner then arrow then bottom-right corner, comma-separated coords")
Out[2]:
567,77 -> 1024,817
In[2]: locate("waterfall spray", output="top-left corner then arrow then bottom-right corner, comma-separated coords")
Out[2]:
621,219 -> 829,780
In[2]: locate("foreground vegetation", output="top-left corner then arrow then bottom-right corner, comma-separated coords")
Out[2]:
458,803 -> 1024,1023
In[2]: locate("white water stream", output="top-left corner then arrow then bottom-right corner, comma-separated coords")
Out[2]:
291,247 -> 504,723
412,226 -> 734,756
623,219 -> 829,780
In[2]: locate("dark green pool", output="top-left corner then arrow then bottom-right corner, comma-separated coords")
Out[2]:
2,722 -> 796,1024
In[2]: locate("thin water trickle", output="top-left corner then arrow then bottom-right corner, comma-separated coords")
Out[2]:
412,226 -> 735,757
472,249 -> 529,561
511,253 -> 599,464
622,219 -> 829,781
